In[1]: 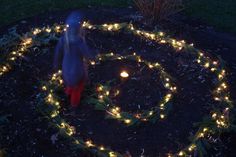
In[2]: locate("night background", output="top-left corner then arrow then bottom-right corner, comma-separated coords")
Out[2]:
0,1 -> 236,157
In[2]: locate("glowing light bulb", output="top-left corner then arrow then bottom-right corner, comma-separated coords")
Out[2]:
160,40 -> 166,43
85,140 -> 94,147
42,86 -> 47,91
120,71 -> 129,78
221,83 -> 227,89
160,114 -> 165,119
124,119 -> 131,124
46,28 -> 51,33
212,113 -> 217,119
114,90 -> 120,96
51,111 -> 58,118
159,32 -> 164,36
99,95 -> 104,100
211,68 -> 216,72
60,122 -> 66,128
108,25 -> 113,31
90,61 -> 96,65
165,83 -> 170,88
218,74 -> 223,79
204,62 -> 210,68
33,28 -> 41,35
22,38 -> 32,46
213,61 -> 218,65
109,151 -> 117,157
130,25 -> 134,30
149,64 -> 154,68
114,23 -> 119,29
150,34 -> 155,39
214,97 -> 220,101
178,151 -> 184,156
115,113 -> 121,118
97,86 -> 103,91
59,79 -> 63,84
199,132 -> 204,137
100,146 -> 105,151
225,96 -> 229,101
149,111 -> 153,116
115,107 -> 120,111
188,144 -> 196,152
203,128 -> 208,132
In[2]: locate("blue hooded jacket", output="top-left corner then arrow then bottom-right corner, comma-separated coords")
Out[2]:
54,11 -> 95,87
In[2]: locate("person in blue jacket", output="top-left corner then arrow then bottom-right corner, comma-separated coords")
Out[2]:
54,11 -> 95,107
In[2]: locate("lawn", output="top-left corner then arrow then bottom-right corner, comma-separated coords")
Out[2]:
186,0 -> 236,33
0,0 -> 236,33
0,0 -> 132,27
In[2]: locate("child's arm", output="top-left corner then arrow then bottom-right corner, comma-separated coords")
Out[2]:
53,37 -> 64,70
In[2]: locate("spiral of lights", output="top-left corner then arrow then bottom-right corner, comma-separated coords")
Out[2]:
0,21 -> 233,156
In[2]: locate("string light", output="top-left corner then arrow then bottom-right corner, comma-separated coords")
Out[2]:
178,151 -> 184,156
100,146 -> 105,151
124,119 -> 131,124
0,24 -> 65,77
86,140 -> 94,147
120,71 -> 129,78
89,54 -> 176,125
1,21 -> 230,157
109,151 -> 117,157
75,22 -> 234,156
204,62 -> 210,68
160,114 -> 165,119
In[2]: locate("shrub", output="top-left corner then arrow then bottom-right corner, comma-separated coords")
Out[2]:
133,0 -> 184,22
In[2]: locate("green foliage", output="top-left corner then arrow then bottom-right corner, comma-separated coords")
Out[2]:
0,27 -> 20,62
195,139 -> 207,157
0,27 -> 20,50
194,116 -> 218,133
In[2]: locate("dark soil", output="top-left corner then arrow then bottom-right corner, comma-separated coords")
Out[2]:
0,7 -> 236,157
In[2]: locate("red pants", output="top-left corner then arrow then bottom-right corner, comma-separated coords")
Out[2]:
65,80 -> 85,107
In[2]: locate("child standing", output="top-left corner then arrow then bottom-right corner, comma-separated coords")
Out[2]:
54,11 -> 95,108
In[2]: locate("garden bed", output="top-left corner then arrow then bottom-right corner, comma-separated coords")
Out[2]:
0,8 -> 236,157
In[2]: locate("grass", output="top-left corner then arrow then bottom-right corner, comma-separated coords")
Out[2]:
186,0 -> 236,33
0,0 -> 132,27
0,0 -> 236,33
